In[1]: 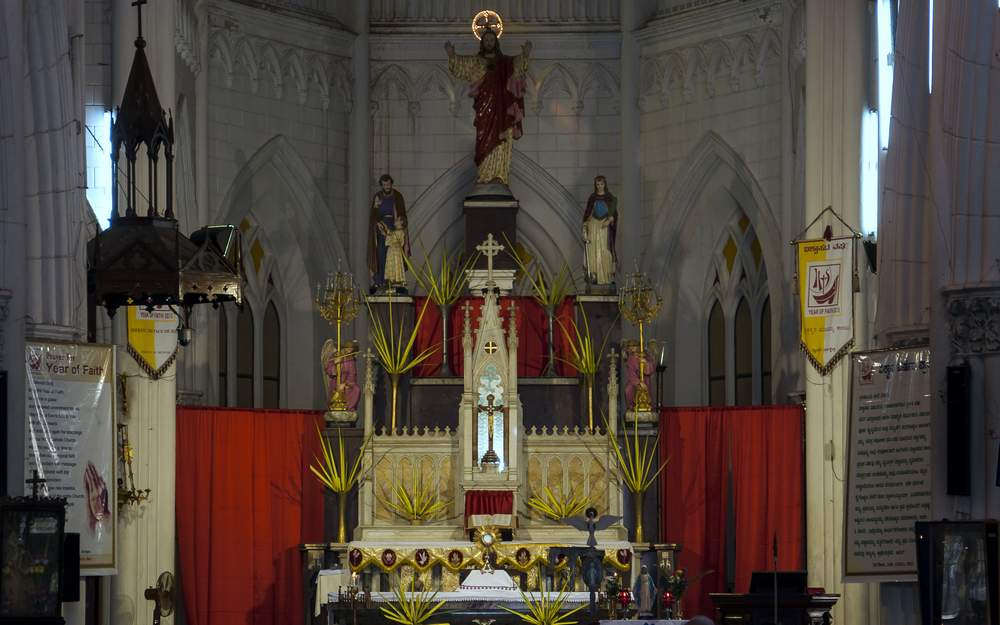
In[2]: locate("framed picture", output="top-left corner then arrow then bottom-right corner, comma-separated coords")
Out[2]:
915,520 -> 998,625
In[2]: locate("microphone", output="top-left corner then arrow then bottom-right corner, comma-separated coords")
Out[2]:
773,534 -> 778,625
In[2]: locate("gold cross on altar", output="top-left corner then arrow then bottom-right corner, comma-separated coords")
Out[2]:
484,340 -> 498,354
476,233 -> 504,283
478,393 -> 503,465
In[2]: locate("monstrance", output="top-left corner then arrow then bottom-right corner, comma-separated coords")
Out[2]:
316,270 -> 361,411
618,270 -> 662,413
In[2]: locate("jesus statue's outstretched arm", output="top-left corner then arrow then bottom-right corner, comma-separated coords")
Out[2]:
444,39 -> 531,185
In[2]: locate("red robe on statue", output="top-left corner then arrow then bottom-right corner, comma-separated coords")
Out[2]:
469,53 -> 525,166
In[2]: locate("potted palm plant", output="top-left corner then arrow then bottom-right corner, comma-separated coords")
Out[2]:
505,238 -> 575,377
308,425 -> 373,543
556,303 -> 615,431
404,248 -> 478,376
367,297 -> 437,431
377,465 -> 452,525
604,415 -> 668,544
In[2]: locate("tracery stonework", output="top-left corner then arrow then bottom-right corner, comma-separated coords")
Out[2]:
946,290 -> 1000,355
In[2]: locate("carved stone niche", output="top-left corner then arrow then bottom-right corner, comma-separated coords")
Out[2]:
946,289 -> 1000,356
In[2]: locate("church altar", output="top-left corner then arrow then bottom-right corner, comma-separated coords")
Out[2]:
346,540 -> 634,591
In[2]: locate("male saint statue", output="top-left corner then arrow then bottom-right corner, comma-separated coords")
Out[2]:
367,174 -> 409,292
445,29 -> 531,185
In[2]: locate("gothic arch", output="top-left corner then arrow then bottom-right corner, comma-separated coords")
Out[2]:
406,152 -> 582,277
642,131 -> 783,288
371,63 -> 415,105
214,135 -> 349,409
642,131 -> 791,404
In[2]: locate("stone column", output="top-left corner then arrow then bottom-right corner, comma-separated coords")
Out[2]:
619,2 -> 641,279
803,2 -> 876,624
350,1 -> 370,335
930,0 -> 1000,524
0,0 -> 27,497
22,0 -> 88,342
110,1 -> 177,623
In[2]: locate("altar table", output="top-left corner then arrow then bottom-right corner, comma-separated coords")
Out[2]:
314,569 -> 346,617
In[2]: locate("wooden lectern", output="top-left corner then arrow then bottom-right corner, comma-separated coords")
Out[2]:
711,572 -> 838,624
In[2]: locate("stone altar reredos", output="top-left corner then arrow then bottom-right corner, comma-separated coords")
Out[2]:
353,235 -> 627,545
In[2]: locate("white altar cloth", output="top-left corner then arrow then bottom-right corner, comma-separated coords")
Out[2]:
314,569 -> 346,617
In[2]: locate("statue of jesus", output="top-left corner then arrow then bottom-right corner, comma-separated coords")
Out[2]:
445,25 -> 531,186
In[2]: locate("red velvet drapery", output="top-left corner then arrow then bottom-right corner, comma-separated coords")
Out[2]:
464,490 -> 514,524
176,407 -> 325,625
412,296 -> 576,377
660,406 -> 804,620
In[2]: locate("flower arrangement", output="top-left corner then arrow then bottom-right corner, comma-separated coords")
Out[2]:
661,568 -> 688,598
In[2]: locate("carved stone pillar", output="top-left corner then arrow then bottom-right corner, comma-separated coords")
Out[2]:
803,2 -> 876,624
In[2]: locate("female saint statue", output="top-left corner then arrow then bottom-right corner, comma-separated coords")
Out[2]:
583,175 -> 618,286
445,27 -> 531,185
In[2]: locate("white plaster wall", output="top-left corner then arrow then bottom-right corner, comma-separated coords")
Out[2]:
369,32 -> 622,274
636,1 -> 799,404
204,2 -> 354,247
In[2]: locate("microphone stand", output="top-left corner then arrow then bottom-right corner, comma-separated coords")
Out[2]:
772,535 -> 778,625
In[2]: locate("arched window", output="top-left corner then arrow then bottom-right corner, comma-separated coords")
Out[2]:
704,210 -> 772,406
262,302 -> 281,408
734,298 -> 752,405
215,217 -> 284,409
218,310 -> 228,405
708,300 -> 725,406
761,298 -> 772,404
236,304 -> 254,408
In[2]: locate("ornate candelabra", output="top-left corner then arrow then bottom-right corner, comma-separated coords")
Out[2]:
618,270 -> 662,413
117,423 -> 151,507
316,271 -> 361,411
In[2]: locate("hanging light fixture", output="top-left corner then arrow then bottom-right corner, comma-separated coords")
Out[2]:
88,0 -> 242,326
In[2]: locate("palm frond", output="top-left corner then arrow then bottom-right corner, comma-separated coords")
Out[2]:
500,583 -> 584,625
308,425 -> 373,494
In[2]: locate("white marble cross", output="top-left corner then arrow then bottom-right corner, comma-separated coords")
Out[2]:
476,233 -> 504,283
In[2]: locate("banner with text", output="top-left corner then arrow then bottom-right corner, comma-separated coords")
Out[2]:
844,346 -> 931,581
796,236 -> 854,374
25,341 -> 116,573
127,305 -> 177,379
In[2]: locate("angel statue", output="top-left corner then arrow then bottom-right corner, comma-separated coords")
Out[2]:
321,339 -> 360,416
566,507 -> 621,620
445,12 -> 531,186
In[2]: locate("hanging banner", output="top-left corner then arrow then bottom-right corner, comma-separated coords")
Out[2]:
25,341 -> 116,573
844,346 -> 932,581
796,236 -> 854,374
126,305 -> 177,379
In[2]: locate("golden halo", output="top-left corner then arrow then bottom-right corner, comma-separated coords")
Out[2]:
472,10 -> 503,40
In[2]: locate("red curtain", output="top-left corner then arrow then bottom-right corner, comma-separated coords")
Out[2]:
177,407 -> 325,625
660,406 -> 804,619
464,490 -> 514,524
412,296 -> 576,377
